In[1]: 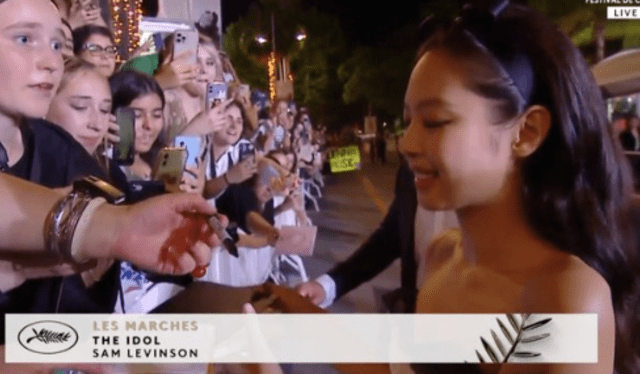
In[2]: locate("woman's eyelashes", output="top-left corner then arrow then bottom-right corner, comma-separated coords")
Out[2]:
423,119 -> 452,128
14,34 -> 32,45
13,32 -> 62,53
99,102 -> 111,114
404,115 -> 452,129
132,109 -> 162,120
51,39 -> 63,53
70,103 -> 88,112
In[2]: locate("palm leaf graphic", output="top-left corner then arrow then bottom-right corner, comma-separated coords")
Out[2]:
26,328 -> 71,344
475,314 -> 552,363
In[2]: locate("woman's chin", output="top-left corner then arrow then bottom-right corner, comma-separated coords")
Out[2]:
416,192 -> 453,212
22,104 -> 50,120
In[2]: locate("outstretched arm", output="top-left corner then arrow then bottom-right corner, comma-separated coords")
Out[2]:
0,173 -> 221,285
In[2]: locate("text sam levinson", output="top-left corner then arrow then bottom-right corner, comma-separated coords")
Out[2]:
91,320 -> 199,359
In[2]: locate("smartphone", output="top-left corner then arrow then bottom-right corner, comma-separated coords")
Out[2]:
174,136 -> 202,167
207,82 -> 228,107
153,147 -> 187,193
152,32 -> 165,53
114,107 -> 135,166
173,29 -> 198,64
238,142 -> 255,162
261,164 -> 281,187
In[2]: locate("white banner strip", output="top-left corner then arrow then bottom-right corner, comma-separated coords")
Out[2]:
6,314 -> 597,364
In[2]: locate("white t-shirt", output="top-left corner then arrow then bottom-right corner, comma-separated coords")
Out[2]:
199,138 -> 275,286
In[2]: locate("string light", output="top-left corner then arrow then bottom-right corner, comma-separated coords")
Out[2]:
135,0 -> 143,49
111,0 -> 142,58
268,52 -> 277,101
111,0 -> 124,61
126,0 -> 134,54
127,0 -> 143,54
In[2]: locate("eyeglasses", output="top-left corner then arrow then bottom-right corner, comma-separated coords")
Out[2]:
82,43 -> 118,56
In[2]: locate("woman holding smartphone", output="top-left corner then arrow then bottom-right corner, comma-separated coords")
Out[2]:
109,70 -> 167,182
201,100 -> 257,199
0,1 -> 216,373
109,70 -> 196,313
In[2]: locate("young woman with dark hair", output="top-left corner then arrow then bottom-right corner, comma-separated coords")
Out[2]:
294,2 -> 640,374
199,99 -> 257,200
396,2 -> 640,373
109,70 -> 166,182
72,24 -> 116,76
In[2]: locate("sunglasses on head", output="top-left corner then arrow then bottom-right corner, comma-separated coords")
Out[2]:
419,0 -> 534,109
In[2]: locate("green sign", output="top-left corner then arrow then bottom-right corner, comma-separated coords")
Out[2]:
329,145 -> 361,173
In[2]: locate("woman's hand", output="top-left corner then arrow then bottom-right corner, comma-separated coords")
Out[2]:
129,38 -> 153,60
180,160 -> 206,195
154,50 -> 198,90
105,114 -> 119,144
226,157 -> 257,184
68,0 -> 105,29
180,98 -> 234,136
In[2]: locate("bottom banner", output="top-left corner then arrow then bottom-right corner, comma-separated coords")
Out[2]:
5,314 -> 596,364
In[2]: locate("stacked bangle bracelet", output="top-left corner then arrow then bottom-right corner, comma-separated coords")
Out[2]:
44,191 -> 103,265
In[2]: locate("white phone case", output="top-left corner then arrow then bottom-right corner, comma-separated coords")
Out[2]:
173,29 -> 198,64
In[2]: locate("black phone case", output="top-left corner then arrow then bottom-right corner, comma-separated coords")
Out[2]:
114,108 -> 136,166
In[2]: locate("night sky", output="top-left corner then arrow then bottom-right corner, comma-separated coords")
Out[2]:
221,0 -> 424,46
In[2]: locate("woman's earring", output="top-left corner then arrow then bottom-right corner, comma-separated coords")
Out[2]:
512,128 -> 522,150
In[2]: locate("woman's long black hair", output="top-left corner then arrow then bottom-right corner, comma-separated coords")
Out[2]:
420,4 -> 640,372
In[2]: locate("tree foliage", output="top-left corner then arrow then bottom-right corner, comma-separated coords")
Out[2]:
337,1 -> 460,121
527,0 -> 640,61
223,0 -> 350,130
338,24 -> 417,118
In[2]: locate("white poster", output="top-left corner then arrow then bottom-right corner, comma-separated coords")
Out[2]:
156,0 -> 222,31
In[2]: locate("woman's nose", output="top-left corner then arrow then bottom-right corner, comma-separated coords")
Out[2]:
87,108 -> 100,131
139,115 -> 151,130
398,121 -> 422,160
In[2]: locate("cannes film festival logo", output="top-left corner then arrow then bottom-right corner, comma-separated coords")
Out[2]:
18,321 -> 79,354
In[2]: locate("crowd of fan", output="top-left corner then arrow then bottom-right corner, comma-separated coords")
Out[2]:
47,0 -> 329,313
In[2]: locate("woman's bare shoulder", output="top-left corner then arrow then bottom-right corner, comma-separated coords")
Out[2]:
513,258 -> 616,374
424,229 -> 462,274
521,255 -> 613,314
